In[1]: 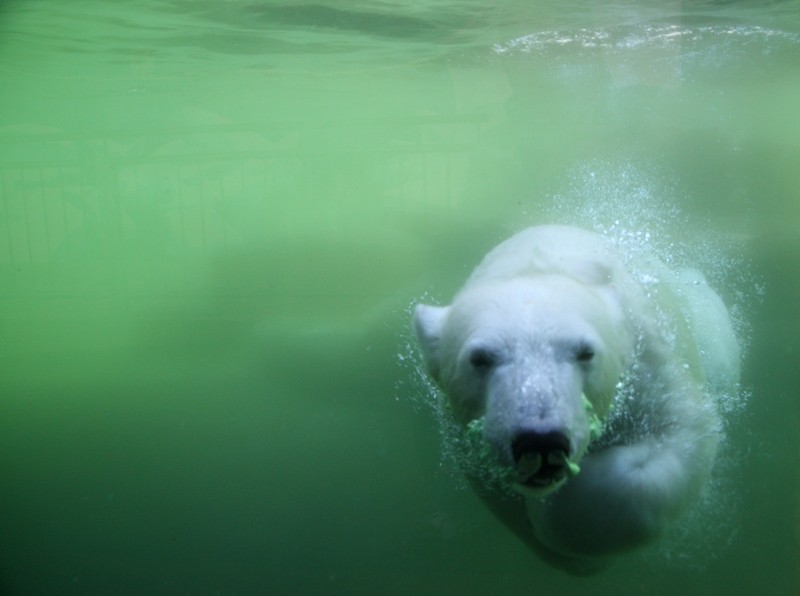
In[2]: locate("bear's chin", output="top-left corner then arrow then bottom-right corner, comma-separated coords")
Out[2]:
512,478 -> 567,498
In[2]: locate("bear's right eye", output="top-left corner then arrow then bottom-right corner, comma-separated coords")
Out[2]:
575,343 -> 596,363
468,347 -> 498,372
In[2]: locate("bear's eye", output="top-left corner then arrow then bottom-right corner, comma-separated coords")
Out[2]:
468,347 -> 498,372
575,344 -> 595,363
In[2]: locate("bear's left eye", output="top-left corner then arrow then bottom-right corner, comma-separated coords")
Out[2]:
575,344 -> 596,363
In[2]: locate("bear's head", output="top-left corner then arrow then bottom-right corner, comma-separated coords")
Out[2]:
414,274 -> 633,496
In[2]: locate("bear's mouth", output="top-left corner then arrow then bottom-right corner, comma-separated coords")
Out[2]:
512,433 -> 581,489
517,452 -> 579,486
463,418 -> 581,494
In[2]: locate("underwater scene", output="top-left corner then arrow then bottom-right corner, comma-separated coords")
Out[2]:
0,0 -> 798,594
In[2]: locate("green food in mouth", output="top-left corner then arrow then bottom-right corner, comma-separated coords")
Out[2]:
583,393 -> 606,442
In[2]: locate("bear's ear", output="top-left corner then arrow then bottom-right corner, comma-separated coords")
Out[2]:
413,304 -> 450,382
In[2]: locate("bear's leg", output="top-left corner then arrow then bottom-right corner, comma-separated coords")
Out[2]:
468,477 -> 611,575
525,431 -> 717,558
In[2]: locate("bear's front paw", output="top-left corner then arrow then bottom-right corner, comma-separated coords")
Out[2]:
526,442 -> 689,557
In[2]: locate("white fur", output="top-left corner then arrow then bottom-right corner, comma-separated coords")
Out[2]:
414,225 -> 738,573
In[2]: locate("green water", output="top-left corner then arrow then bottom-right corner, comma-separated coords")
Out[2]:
1,1 -> 798,594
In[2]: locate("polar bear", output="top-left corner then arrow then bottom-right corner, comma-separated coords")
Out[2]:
413,225 -> 739,574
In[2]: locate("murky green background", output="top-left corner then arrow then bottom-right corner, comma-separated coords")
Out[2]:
1,1 -> 798,594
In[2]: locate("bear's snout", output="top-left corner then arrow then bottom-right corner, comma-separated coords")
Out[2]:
512,430 -> 574,486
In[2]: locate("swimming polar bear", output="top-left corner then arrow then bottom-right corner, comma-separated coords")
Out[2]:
413,225 -> 739,574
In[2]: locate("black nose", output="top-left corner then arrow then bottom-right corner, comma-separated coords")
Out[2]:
511,430 -> 571,485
